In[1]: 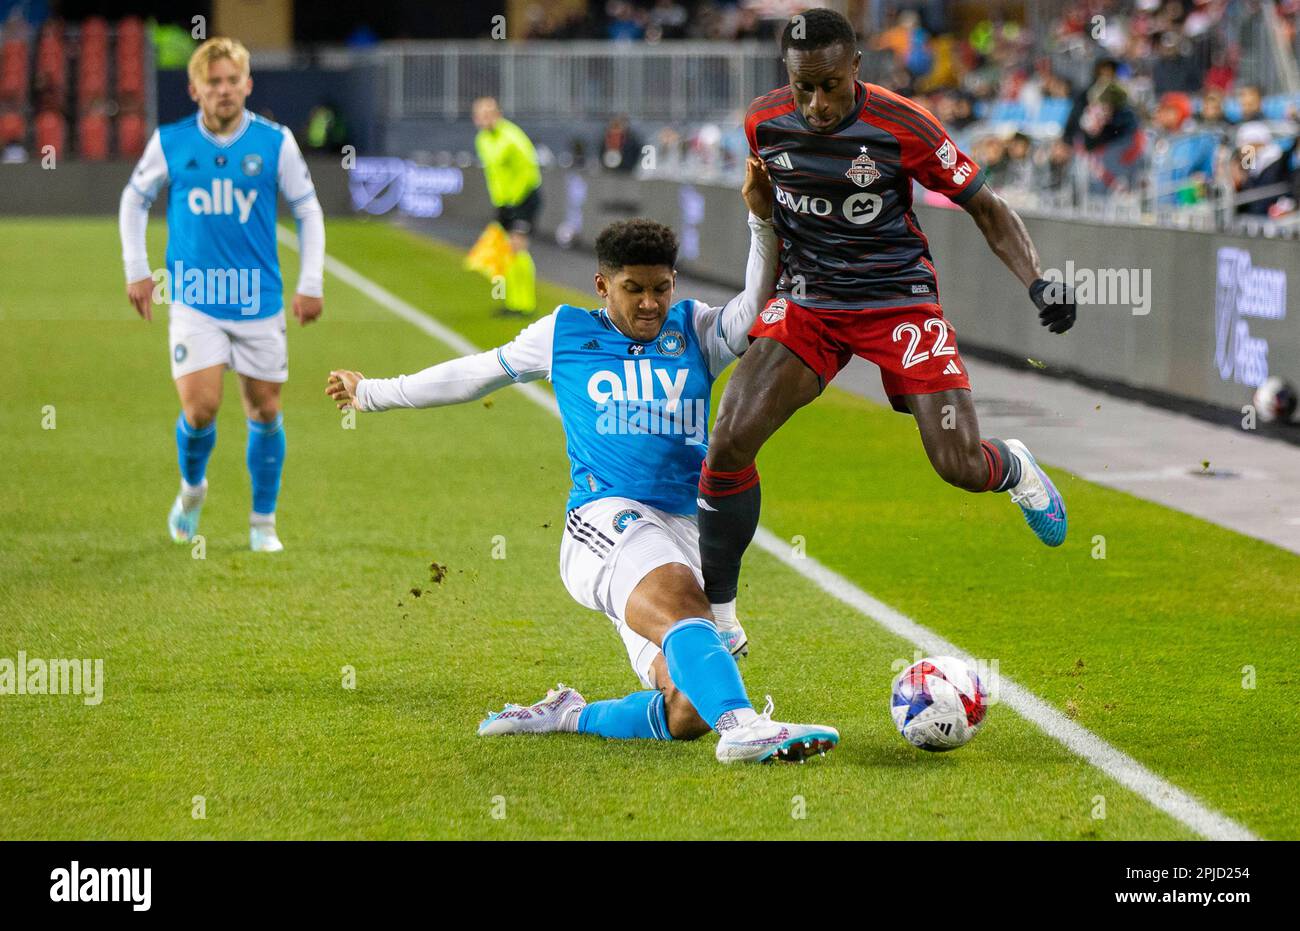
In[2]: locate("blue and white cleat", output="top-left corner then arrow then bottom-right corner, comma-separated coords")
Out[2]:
710,601 -> 749,658
715,696 -> 839,764
716,617 -> 749,659
249,519 -> 284,553
167,481 -> 206,543
1006,438 -> 1067,547
478,684 -> 586,736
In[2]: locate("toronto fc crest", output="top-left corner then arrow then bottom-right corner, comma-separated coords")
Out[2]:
845,146 -> 880,188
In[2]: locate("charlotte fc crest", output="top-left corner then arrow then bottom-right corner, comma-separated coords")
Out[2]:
657,329 -> 685,357
846,146 -> 880,188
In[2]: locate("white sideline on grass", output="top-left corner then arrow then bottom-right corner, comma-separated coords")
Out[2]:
281,226 -> 1259,842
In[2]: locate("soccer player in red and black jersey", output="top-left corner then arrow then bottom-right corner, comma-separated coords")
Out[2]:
698,9 -> 1075,649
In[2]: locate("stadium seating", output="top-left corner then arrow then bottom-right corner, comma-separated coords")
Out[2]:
0,109 -> 24,145
33,25 -> 66,111
78,110 -> 110,160
1,36 -> 29,107
77,36 -> 109,110
0,14 -> 152,160
117,110 -> 147,157
115,17 -> 146,109
34,109 -> 65,156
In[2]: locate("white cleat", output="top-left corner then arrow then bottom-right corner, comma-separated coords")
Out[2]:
478,684 -> 587,736
168,480 -> 206,543
715,696 -> 839,764
711,601 -> 749,658
249,523 -> 284,553
716,616 -> 749,658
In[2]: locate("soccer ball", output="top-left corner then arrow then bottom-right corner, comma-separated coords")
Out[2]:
890,656 -> 988,751
1252,376 -> 1298,424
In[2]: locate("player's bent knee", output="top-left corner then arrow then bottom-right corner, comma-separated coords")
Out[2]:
933,447 -> 985,492
182,403 -> 219,430
625,561 -> 713,644
249,402 -> 282,423
705,417 -> 758,472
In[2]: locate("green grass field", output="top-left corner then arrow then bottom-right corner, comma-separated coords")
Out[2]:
1,217 -> 1296,840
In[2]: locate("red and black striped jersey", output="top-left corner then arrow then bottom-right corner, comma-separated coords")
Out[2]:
744,82 -> 986,310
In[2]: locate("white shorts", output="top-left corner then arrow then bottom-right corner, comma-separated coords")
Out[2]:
559,496 -> 704,691
168,303 -> 288,383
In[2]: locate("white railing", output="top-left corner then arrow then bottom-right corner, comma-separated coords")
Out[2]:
380,40 -> 793,121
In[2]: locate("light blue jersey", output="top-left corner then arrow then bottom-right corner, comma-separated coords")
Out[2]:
495,299 -> 742,515
126,110 -> 318,320
352,214 -> 779,517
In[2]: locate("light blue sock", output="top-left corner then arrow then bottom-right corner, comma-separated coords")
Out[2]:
246,414 -> 285,515
175,413 -> 216,486
662,618 -> 752,730
577,690 -> 672,740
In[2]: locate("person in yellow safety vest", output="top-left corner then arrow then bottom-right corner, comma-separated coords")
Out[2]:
473,97 -> 541,316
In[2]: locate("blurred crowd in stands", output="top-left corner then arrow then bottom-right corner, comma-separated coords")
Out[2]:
5,0 -> 1299,229
521,0 -> 780,41
606,0 -> 1300,227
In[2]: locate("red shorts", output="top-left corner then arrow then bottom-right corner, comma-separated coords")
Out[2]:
748,297 -> 972,411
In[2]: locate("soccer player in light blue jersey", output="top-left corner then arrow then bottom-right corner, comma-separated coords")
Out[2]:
326,159 -> 840,764
119,38 -> 326,552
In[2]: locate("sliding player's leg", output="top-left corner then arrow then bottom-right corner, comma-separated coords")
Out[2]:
699,322 -> 827,639
482,499 -> 837,760
571,594 -> 711,741
233,314 -> 289,552
481,505 -> 711,742
618,554 -> 838,763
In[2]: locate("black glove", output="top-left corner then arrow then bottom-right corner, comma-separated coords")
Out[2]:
1029,277 -> 1076,334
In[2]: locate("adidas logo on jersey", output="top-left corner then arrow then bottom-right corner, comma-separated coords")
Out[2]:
580,339 -> 601,350
770,152 -> 793,170
187,178 -> 259,223
943,360 -> 962,376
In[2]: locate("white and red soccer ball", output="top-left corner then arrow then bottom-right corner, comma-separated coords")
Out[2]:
1253,376 -> 1298,425
891,656 -> 988,751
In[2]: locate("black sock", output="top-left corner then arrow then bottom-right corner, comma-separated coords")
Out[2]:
980,438 -> 1022,492
697,463 -> 762,604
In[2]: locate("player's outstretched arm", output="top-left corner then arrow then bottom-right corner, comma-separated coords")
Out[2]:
692,157 -> 778,374
961,185 -> 1077,334
326,311 -> 557,412
325,350 -> 514,412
